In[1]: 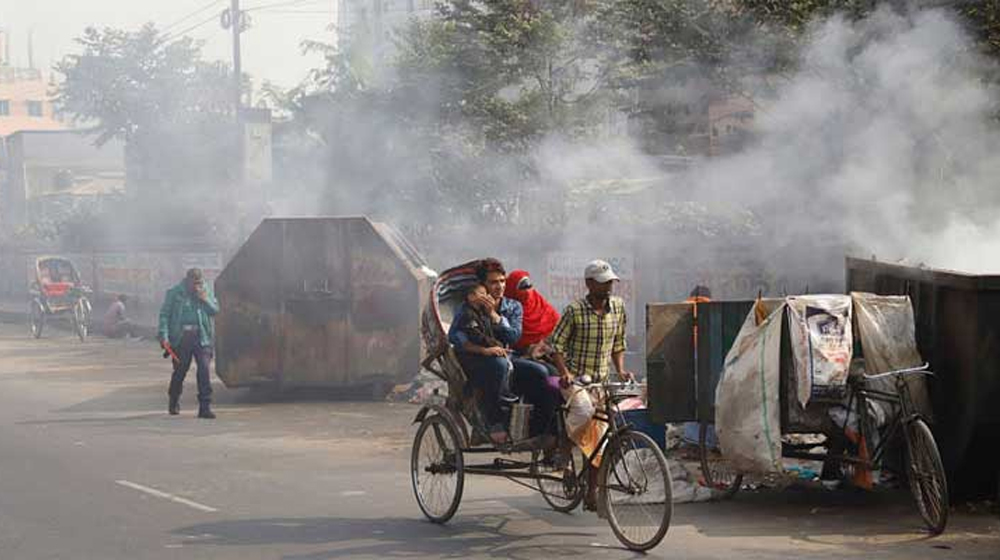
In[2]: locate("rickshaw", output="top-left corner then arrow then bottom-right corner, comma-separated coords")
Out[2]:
28,256 -> 93,342
646,295 -> 948,534
412,260 -> 673,551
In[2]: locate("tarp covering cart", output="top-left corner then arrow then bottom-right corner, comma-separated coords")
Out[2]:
647,293 -> 948,533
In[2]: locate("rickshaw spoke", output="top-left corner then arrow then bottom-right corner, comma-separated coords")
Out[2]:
411,414 -> 464,523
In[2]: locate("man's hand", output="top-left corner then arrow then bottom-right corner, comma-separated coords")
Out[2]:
526,342 -> 551,360
481,346 -> 508,357
558,369 -> 574,389
469,292 -> 494,312
618,370 -> 636,382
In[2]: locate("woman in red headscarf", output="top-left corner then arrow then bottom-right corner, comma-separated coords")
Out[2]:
504,269 -> 561,354
504,269 -> 562,437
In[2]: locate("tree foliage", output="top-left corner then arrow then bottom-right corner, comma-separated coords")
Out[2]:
53,24 -> 237,193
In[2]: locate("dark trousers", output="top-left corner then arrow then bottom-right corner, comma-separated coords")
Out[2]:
168,332 -> 213,405
104,320 -> 135,338
512,358 -> 559,437
456,353 -> 511,430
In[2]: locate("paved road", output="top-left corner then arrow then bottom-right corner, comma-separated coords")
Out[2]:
0,322 -> 996,559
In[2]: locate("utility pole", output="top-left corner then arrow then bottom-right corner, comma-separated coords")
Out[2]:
231,0 -> 242,113
229,0 -> 244,187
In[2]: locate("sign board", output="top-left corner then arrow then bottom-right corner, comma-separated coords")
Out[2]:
545,252 -> 637,335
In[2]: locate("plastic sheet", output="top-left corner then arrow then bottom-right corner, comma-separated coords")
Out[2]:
852,293 -> 934,420
715,302 -> 784,474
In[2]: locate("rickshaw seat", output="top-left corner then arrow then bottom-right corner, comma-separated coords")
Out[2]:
41,282 -> 73,297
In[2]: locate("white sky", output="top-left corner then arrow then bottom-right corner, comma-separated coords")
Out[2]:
0,0 -> 337,88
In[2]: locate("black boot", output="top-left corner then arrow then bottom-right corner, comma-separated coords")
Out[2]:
168,394 -> 180,415
198,403 -> 216,419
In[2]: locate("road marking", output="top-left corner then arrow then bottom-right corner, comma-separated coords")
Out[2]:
340,490 -> 366,496
115,480 -> 219,513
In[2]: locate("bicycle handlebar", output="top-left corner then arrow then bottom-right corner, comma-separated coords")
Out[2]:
862,363 -> 934,380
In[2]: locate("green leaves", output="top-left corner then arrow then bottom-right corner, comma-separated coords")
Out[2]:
53,24 -> 237,194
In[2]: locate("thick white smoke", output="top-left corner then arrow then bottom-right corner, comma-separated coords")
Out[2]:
686,7 -> 1000,273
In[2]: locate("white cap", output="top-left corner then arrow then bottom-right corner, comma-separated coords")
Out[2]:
584,259 -> 619,283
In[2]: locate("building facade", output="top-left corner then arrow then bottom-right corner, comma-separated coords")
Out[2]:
0,66 -> 65,137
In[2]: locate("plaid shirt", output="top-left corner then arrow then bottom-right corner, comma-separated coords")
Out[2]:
550,296 -> 627,381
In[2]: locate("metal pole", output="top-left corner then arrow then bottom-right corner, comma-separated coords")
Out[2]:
231,0 -> 242,111
231,0 -> 243,187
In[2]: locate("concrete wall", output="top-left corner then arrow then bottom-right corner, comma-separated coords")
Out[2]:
0,245 -> 228,328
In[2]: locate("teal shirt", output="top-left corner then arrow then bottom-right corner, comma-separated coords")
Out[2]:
158,282 -> 219,348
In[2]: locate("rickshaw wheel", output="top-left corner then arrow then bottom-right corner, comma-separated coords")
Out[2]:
533,444 -> 585,513
28,301 -> 45,339
699,422 -> 743,499
601,429 -> 673,552
411,414 -> 464,524
73,298 -> 91,342
905,418 -> 949,534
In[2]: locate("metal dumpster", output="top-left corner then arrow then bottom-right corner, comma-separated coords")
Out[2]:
214,217 -> 434,394
846,257 -> 1000,498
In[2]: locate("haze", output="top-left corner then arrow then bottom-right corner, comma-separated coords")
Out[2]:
0,0 -> 334,87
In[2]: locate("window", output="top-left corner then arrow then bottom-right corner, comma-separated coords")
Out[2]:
27,100 -> 43,117
0,100 -> 9,115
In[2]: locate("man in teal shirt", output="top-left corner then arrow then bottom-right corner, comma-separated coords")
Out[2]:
159,268 -> 219,419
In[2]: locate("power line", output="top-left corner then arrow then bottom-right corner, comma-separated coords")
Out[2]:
252,10 -> 333,15
162,0 -> 226,33
245,0 -> 329,13
165,12 -> 223,40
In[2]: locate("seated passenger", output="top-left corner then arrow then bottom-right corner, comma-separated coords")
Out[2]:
451,283 -> 516,400
448,259 -> 523,444
504,269 -> 560,357
504,270 -> 561,436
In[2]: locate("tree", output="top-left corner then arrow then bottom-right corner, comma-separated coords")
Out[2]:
395,0 -> 611,149
53,24 -> 237,195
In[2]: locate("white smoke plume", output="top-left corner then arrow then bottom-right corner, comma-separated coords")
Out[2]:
684,7 -> 1000,273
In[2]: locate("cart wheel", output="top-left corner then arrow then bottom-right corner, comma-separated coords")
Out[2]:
601,429 -> 673,552
411,414 -> 464,523
533,444 -> 585,513
28,301 -> 44,339
699,422 -> 743,499
905,418 -> 949,534
73,298 -> 90,342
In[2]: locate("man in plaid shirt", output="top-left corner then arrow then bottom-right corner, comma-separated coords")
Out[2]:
550,259 -> 634,385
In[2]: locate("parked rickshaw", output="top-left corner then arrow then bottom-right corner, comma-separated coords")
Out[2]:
413,261 -> 673,551
28,256 -> 93,342
647,295 -> 948,534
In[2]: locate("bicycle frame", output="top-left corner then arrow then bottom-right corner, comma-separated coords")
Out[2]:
458,381 -> 643,491
784,365 -> 932,471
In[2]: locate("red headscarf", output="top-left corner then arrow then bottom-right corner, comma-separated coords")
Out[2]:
504,269 -> 560,351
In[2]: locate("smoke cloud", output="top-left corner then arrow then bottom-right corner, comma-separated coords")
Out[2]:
268,4 -> 1000,301
681,7 -> 1000,273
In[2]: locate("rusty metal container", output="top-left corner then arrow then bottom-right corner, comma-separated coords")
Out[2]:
846,257 -> 1000,498
214,217 -> 433,394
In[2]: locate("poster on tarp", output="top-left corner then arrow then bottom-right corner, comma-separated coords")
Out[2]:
787,295 -> 853,406
545,252 -> 636,335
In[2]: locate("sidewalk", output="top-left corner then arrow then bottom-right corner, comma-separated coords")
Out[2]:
0,296 -> 157,338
